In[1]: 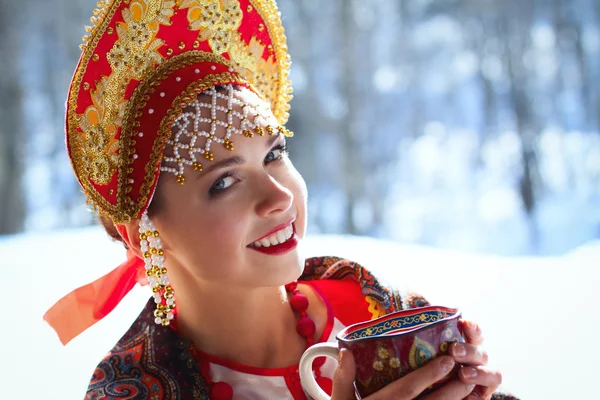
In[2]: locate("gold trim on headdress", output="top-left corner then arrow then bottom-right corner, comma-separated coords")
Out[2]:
66,0 -> 293,223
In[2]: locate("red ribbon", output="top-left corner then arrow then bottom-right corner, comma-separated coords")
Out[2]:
43,248 -> 147,345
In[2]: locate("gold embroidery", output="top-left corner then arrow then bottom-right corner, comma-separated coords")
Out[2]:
177,0 -> 243,54
227,33 -> 280,108
68,0 -> 293,222
103,0 -> 176,125
76,76 -> 126,184
249,0 -> 292,123
73,0 -> 177,186
177,0 -> 291,123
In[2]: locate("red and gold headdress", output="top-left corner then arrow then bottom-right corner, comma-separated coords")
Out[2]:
46,0 -> 293,344
67,0 -> 292,223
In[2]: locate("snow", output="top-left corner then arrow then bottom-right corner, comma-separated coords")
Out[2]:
1,228 -> 598,399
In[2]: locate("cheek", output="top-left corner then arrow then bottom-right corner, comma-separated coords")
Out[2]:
183,202 -> 249,256
286,163 -> 308,233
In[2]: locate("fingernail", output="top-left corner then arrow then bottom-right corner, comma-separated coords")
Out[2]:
440,357 -> 455,373
338,349 -> 345,367
462,367 -> 478,379
466,384 -> 476,392
464,320 -> 478,331
453,342 -> 466,357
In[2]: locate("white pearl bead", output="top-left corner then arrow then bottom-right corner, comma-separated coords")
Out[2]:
148,109 -> 154,114
167,298 -> 175,306
160,92 -> 165,97
195,69 -> 200,74
167,313 -> 175,320
210,65 -> 216,71
155,317 -> 162,325
154,297 -> 161,305
176,77 -> 181,82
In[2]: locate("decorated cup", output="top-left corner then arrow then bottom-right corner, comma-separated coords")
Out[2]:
299,306 -> 464,399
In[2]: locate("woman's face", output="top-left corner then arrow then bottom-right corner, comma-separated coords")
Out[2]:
148,87 -> 307,288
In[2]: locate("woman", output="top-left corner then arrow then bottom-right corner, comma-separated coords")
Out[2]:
45,1 -> 513,399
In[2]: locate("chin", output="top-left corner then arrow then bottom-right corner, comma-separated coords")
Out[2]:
276,249 -> 306,285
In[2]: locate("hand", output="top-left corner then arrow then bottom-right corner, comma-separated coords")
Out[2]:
331,350 -> 474,400
450,320 -> 503,400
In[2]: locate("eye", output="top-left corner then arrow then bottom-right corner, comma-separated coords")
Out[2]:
265,144 -> 288,164
209,172 -> 236,194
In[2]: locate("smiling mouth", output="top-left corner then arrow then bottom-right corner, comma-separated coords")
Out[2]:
248,223 -> 295,248
247,223 -> 299,255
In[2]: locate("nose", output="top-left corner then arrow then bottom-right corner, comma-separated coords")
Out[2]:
254,174 -> 293,217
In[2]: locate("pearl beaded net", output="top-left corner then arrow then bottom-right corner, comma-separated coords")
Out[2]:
160,84 -> 293,185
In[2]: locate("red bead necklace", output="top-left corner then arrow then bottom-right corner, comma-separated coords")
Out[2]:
198,282 -> 324,400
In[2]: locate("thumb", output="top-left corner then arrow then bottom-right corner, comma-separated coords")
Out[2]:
331,349 -> 357,400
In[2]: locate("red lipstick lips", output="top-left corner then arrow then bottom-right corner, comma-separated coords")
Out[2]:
248,221 -> 298,256
252,217 -> 295,243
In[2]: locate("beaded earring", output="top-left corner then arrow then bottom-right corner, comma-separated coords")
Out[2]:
140,212 -> 176,326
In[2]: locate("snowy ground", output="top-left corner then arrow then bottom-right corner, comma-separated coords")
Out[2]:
1,228 -> 598,399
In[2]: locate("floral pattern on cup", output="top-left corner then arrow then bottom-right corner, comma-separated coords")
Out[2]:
338,306 -> 464,398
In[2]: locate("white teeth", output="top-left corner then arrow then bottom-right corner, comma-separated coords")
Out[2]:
251,224 -> 295,248
276,230 -> 287,243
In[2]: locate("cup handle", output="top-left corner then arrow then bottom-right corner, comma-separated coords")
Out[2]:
299,342 -> 340,400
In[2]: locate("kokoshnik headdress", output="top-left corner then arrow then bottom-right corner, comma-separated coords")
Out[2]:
44,0 -> 293,344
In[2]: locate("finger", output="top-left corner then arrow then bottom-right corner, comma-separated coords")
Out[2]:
331,349 -> 357,400
365,356 -> 456,400
419,380 -> 475,400
458,366 -> 502,391
450,342 -> 488,366
461,320 -> 484,345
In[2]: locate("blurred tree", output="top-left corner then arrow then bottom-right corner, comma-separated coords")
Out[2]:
0,0 -> 597,254
0,0 -> 25,234
500,0 -> 541,249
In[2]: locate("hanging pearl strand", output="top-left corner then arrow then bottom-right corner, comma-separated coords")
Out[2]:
140,212 -> 176,326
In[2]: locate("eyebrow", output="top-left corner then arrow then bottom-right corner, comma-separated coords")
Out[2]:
200,133 -> 284,176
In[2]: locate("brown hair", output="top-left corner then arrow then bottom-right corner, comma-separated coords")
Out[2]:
97,180 -> 164,249
99,215 -> 128,249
